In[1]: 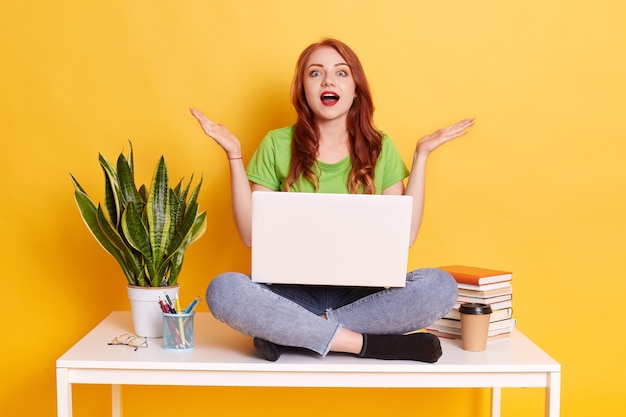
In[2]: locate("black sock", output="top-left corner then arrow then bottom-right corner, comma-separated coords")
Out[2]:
359,333 -> 442,363
253,337 -> 284,362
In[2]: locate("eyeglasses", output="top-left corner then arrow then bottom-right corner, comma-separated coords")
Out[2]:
108,334 -> 148,351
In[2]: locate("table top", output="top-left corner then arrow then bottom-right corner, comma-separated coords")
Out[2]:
57,312 -> 560,374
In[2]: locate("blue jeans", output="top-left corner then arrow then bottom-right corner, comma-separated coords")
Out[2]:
206,268 -> 457,356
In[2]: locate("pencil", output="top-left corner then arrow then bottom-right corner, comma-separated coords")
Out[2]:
176,296 -> 187,347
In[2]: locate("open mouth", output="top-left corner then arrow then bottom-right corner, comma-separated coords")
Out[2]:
320,92 -> 340,106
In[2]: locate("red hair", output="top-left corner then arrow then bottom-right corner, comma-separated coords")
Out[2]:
287,38 -> 382,194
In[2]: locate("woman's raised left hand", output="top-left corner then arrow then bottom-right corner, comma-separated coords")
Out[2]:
415,118 -> 475,156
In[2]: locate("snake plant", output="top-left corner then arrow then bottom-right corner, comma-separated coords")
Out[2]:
70,143 -> 207,287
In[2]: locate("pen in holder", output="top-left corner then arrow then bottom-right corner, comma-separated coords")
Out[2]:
162,311 -> 195,350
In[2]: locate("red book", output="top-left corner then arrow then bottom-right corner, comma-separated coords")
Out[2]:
440,265 -> 512,286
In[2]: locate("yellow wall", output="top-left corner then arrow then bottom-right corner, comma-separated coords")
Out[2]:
2,1 -> 625,415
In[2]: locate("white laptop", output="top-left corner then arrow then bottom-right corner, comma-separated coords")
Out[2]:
251,192 -> 413,287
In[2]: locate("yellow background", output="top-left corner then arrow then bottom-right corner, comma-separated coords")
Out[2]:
2,0 -> 625,415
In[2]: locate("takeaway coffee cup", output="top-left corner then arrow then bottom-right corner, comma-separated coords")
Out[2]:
459,303 -> 492,352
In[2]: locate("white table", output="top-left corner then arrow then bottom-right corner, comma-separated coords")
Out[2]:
56,312 -> 560,417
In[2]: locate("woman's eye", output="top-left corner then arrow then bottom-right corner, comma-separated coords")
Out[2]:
310,70 -> 322,77
337,70 -> 348,77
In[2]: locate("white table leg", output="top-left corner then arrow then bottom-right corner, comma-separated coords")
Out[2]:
112,384 -> 122,417
546,371 -> 561,417
56,368 -> 72,417
490,387 -> 502,417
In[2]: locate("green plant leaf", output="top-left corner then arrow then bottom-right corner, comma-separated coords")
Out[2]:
122,201 -> 154,285
146,157 -> 172,285
96,205 -> 144,286
168,210 -> 207,285
128,140 -> 134,175
99,154 -> 121,228
166,201 -> 198,255
173,177 -> 189,217
117,153 -> 143,208
169,188 -> 184,235
70,174 -> 135,285
187,176 -> 203,212
168,249 -> 184,285
188,210 -> 207,246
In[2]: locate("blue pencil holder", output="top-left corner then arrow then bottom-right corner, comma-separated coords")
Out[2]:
162,312 -> 195,350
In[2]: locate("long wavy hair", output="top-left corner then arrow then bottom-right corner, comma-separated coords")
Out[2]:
286,38 -> 382,194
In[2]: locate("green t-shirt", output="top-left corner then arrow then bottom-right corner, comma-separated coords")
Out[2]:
246,125 -> 409,193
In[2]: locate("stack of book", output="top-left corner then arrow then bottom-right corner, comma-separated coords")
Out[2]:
427,265 -> 516,342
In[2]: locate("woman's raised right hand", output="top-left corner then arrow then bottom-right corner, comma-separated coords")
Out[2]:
190,108 -> 242,158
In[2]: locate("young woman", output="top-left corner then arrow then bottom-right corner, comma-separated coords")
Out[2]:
191,38 -> 474,362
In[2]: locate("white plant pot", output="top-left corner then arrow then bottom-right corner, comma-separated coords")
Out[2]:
127,285 -> 179,338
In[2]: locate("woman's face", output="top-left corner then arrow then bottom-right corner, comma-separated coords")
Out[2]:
302,46 -> 356,124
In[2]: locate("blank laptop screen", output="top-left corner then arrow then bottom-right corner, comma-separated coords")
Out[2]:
251,192 -> 412,287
